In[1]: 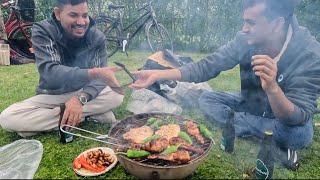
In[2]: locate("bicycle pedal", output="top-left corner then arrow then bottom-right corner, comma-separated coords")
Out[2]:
122,40 -> 128,52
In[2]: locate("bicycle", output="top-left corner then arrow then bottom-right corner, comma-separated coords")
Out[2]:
1,0 -> 35,59
95,0 -> 173,57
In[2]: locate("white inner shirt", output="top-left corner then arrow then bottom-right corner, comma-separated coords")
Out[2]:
273,24 -> 293,64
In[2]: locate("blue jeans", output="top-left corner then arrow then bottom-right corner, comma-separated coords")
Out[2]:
198,91 -> 314,150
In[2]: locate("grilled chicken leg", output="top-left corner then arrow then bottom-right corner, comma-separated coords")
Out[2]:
185,121 -> 205,144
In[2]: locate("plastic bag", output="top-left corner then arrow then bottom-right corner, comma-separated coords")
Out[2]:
0,139 -> 43,179
160,81 -> 212,108
126,88 -> 183,115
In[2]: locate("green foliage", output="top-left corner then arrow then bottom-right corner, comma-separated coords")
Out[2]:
26,0 -> 319,52
0,51 -> 319,179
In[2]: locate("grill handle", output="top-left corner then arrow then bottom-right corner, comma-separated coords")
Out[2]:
151,171 -> 160,180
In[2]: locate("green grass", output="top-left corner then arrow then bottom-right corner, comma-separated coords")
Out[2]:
0,51 -> 319,179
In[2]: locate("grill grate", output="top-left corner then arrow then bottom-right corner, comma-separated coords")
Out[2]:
109,113 -> 212,166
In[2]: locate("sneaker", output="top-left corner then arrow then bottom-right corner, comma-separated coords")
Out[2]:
275,146 -> 300,171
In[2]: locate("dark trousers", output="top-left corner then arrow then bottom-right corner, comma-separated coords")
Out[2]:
198,91 -> 313,150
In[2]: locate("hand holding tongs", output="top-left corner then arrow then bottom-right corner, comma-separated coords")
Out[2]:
60,125 -> 127,148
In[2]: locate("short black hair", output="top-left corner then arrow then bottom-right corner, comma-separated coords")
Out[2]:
55,0 -> 88,9
242,0 -> 297,21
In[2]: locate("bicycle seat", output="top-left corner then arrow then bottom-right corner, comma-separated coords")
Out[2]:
108,4 -> 125,10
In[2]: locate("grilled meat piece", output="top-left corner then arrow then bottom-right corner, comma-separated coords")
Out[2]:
148,150 -> 191,163
123,125 -> 154,143
130,138 -> 169,153
155,124 -> 181,140
169,137 -> 205,155
130,142 -> 145,151
144,138 -> 169,153
185,121 -> 205,144
169,137 -> 189,146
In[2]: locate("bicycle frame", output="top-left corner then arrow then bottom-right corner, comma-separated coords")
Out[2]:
111,0 -> 160,42
2,0 -> 32,46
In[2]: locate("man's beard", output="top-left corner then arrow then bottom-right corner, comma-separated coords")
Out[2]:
252,45 -> 268,55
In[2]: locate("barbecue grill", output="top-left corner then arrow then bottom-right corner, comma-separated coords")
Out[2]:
62,113 -> 214,179
108,113 -> 213,179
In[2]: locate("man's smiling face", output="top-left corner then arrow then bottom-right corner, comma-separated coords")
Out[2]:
54,2 -> 90,39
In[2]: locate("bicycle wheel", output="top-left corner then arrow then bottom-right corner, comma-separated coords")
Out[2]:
145,21 -> 173,53
96,18 -> 121,58
8,24 -> 34,59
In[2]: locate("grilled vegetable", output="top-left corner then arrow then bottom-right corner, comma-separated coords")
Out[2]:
199,124 -> 214,139
199,124 -> 215,144
76,154 -> 106,172
117,149 -> 151,159
165,116 -> 176,124
150,120 -> 163,129
142,134 -> 161,143
73,158 -> 81,169
146,117 -> 157,125
178,131 -> 193,145
161,145 -> 180,155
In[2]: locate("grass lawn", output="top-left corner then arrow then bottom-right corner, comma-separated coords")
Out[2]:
0,51 -> 319,179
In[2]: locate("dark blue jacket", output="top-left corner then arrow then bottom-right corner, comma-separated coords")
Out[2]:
179,16 -> 320,125
32,13 -> 107,101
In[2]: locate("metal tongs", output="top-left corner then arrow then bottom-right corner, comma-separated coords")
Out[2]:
114,62 -> 137,82
60,125 -> 127,148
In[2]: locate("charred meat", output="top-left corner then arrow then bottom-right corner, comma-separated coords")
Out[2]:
144,138 -> 169,153
148,150 -> 191,164
169,137 -> 205,155
185,121 -> 205,144
130,142 -> 145,151
130,138 -> 169,153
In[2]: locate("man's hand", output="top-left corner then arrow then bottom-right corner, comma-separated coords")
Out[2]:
55,97 -> 83,131
251,55 -> 279,94
128,70 -> 159,89
251,55 -> 295,119
89,66 -> 124,95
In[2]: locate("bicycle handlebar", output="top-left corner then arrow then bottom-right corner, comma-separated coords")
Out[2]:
108,4 -> 125,10
138,0 -> 157,12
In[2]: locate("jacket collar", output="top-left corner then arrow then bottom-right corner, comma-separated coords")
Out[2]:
277,14 -> 313,69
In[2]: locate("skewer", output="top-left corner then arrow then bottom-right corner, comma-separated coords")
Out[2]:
60,125 -> 127,148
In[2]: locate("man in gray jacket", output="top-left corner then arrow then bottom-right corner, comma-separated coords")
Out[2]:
0,0 -> 124,137
129,0 -> 320,171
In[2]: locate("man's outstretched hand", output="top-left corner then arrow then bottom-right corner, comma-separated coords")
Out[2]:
128,70 -> 159,89
89,66 -> 125,95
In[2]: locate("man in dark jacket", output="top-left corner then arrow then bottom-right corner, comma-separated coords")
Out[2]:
129,0 -> 320,171
0,0 -> 124,137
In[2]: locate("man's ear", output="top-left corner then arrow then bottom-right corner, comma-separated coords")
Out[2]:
273,17 -> 285,33
54,7 -> 61,21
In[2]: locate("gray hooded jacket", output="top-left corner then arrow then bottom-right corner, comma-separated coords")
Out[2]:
179,16 -> 320,125
31,14 -> 107,101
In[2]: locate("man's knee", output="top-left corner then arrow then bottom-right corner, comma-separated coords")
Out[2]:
199,91 -> 211,103
113,93 -> 124,108
273,120 -> 313,149
94,92 -> 124,112
101,92 -> 124,109
0,109 -> 20,132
